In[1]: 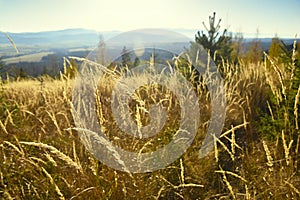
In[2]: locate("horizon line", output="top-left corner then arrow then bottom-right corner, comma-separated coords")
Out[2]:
2,27 -> 298,39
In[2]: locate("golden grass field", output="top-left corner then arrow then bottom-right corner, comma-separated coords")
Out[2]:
0,44 -> 299,199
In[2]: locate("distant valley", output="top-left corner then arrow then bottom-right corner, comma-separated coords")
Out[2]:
0,28 -> 298,78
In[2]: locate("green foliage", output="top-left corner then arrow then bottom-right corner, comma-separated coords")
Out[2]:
266,36 -> 298,67
121,46 -> 131,67
0,57 -> 5,73
0,57 -> 6,80
133,56 -> 140,67
246,38 -> 263,63
174,56 -> 200,86
268,36 -> 282,58
192,12 -> 233,64
17,67 -> 27,79
259,40 -> 300,141
64,59 -> 78,79
230,32 -> 244,63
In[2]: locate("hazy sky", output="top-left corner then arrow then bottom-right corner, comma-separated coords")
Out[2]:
0,0 -> 299,37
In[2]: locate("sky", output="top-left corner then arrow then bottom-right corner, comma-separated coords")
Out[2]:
0,0 -> 299,38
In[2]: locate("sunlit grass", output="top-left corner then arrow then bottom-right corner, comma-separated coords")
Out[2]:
0,46 -> 299,199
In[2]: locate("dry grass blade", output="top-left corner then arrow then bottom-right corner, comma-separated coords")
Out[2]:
262,140 -> 273,171
267,101 -> 275,121
214,134 -> 219,162
70,187 -> 96,200
173,183 -> 204,189
220,122 -> 248,138
4,141 -> 25,156
160,164 -> 204,190
215,170 -> 247,183
245,184 -> 251,200
289,37 -> 297,88
264,52 -> 286,98
180,158 -> 185,184
154,186 -> 165,200
3,191 -> 14,200
71,127 -> 132,176
0,118 -> 8,134
4,109 -> 16,127
30,156 -> 47,165
284,180 -> 300,195
217,123 -> 247,157
219,167 -> 236,199
264,62 -> 281,103
68,56 -> 112,75
4,32 -> 19,54
19,141 -> 82,172
72,141 -> 82,170
294,85 -> 300,130
46,111 -> 63,135
41,167 -> 65,200
44,153 -> 58,166
95,89 -> 107,132
282,131 -> 293,166
214,135 -> 235,161
231,125 -> 235,155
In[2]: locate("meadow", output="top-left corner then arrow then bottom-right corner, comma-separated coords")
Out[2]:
2,52 -> 55,65
0,41 -> 299,199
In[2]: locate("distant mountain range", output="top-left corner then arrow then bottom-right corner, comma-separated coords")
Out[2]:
1,28 -> 297,48
0,28 -> 118,49
1,28 -> 298,50
0,28 -> 298,64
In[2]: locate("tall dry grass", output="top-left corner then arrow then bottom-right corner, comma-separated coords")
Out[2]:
0,44 -> 299,199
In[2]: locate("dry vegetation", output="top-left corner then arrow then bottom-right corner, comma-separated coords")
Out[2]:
0,43 -> 299,199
